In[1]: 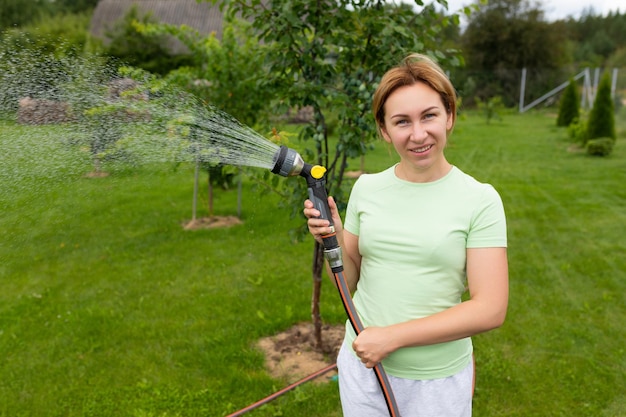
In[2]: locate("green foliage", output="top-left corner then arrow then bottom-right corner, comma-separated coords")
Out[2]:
586,137 -> 615,156
0,42 -> 111,115
557,78 -> 580,127
587,72 -> 616,141
102,5 -> 193,75
475,96 -> 504,124
0,0 -> 49,30
0,12 -> 91,56
460,0 -> 570,107
566,9 -> 626,64
136,16 -> 272,127
566,117 -> 588,144
221,0 -> 464,213
204,163 -> 237,190
52,0 -> 99,14
82,103 -> 134,171
0,0 -> 97,30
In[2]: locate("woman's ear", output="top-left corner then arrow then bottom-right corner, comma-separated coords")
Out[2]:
446,111 -> 454,131
379,124 -> 392,143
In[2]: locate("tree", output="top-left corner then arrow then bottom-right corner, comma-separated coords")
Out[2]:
565,9 -> 625,66
52,0 -> 99,14
136,16 -> 272,225
209,0 -> 464,347
102,5 -> 193,75
0,0 -> 49,30
0,0 -> 97,31
557,78 -> 580,127
461,0 -> 570,106
586,72 -> 616,142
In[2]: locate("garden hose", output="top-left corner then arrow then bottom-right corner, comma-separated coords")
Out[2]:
271,145 -> 401,417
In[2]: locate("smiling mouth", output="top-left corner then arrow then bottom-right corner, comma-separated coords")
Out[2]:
411,144 -> 433,153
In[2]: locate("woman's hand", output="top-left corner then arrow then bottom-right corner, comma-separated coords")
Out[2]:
303,196 -> 344,244
352,326 -> 396,368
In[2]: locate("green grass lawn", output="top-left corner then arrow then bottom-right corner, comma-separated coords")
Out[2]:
1,108 -> 625,417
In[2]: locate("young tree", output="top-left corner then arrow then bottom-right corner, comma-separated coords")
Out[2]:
208,0 -> 465,346
586,72 -> 616,141
557,78 -> 580,127
136,17 -> 271,224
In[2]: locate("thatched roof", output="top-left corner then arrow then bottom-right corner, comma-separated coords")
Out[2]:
90,0 -> 224,53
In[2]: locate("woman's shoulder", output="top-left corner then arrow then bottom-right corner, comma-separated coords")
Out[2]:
352,166 -> 395,189
452,167 -> 495,189
450,167 -> 503,201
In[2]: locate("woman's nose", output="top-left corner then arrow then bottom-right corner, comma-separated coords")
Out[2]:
410,123 -> 427,141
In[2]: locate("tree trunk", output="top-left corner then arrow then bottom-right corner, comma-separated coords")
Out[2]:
192,160 -> 200,221
237,168 -> 242,218
311,241 -> 325,349
207,170 -> 214,216
93,157 -> 101,174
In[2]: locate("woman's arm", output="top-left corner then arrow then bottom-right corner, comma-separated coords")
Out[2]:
353,247 -> 509,368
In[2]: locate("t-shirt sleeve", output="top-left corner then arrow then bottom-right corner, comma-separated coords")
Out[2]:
466,185 -> 507,248
343,177 -> 363,236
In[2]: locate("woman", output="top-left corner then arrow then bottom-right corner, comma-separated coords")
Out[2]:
304,54 -> 509,416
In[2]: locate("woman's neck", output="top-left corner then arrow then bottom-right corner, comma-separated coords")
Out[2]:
395,160 -> 452,183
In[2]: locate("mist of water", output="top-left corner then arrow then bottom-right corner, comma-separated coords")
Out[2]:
185,108 -> 280,169
0,46 -> 281,178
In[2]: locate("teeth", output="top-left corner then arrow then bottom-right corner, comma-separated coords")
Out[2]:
413,145 -> 431,153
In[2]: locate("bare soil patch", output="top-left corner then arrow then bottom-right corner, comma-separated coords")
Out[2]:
257,322 -> 344,383
183,215 -> 242,230
567,144 -> 585,154
84,171 -> 110,178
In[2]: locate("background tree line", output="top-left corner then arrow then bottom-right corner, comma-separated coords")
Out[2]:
2,0 -> 624,109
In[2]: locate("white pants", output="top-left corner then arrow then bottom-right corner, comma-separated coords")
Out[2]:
337,341 -> 474,417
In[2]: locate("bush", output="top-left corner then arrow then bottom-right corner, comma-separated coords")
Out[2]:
586,137 -> 615,156
567,118 -> 588,144
557,78 -> 580,127
586,72 -> 616,142
475,96 -> 504,124
1,12 -> 92,57
102,5 -> 193,75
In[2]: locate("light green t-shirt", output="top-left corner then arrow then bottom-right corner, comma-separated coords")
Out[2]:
343,165 -> 507,380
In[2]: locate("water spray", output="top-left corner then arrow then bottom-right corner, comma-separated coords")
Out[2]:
270,145 -> 401,417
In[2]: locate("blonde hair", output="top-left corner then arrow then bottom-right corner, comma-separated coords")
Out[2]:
372,53 -> 457,133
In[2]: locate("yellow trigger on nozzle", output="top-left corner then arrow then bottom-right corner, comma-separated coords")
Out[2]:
311,165 -> 326,179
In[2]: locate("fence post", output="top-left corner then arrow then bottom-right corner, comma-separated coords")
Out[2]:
583,68 -> 592,109
519,67 -> 527,113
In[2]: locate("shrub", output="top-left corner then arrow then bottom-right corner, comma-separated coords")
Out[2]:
586,72 -> 616,142
102,5 -> 193,75
1,14 -> 91,57
557,78 -> 580,127
586,137 -> 615,156
475,96 -> 504,124
567,118 -> 588,144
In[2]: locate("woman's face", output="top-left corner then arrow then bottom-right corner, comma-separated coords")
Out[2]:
380,82 -> 453,179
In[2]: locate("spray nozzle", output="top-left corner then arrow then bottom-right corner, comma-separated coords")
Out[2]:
271,145 -> 326,183
271,145 -> 304,177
